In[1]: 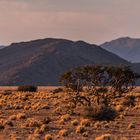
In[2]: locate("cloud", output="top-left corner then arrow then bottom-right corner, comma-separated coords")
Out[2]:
0,0 -> 140,45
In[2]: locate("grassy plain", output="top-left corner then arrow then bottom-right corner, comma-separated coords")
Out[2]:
0,87 -> 139,139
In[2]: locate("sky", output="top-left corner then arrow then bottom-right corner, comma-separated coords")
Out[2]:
0,0 -> 140,45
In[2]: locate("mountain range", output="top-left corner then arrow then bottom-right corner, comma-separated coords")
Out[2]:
0,46 -> 5,49
0,38 -> 129,86
101,37 -> 140,63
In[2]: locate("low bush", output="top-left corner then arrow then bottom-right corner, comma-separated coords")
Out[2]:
17,85 -> 37,92
52,88 -> 63,93
123,96 -> 135,106
94,106 -> 117,121
84,105 -> 117,121
76,125 -> 86,134
45,134 -> 53,140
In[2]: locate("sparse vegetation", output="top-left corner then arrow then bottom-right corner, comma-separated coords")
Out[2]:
95,134 -> 114,140
58,129 -> 69,137
80,119 -> 91,127
71,119 -> 79,126
16,113 -> 26,119
86,105 -> 117,121
76,125 -> 86,134
17,85 -> 37,92
60,65 -> 140,121
45,134 -> 53,140
52,88 -> 63,93
123,95 -> 136,106
0,84 -> 140,140
127,122 -> 136,129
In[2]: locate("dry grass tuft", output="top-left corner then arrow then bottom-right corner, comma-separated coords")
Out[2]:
80,119 -> 91,127
25,118 -> 41,127
39,124 -> 49,133
71,119 -> 79,126
76,125 -> 86,134
115,105 -> 124,112
95,134 -> 114,140
58,129 -> 69,137
0,124 -> 4,129
9,115 -> 17,120
127,122 -> 136,129
4,120 -> 13,126
16,113 -> 26,119
44,134 -> 53,140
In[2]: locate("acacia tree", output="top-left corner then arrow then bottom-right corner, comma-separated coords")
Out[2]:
107,66 -> 140,97
60,65 -> 140,109
60,67 -> 91,107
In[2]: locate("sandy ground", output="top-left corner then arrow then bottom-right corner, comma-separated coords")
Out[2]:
0,87 -> 139,139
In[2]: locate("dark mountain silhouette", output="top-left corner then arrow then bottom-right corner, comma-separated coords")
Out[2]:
0,46 -> 5,49
131,63 -> 140,74
101,37 -> 140,63
0,38 -> 129,85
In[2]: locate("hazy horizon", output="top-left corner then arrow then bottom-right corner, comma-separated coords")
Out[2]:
1,0 -> 140,45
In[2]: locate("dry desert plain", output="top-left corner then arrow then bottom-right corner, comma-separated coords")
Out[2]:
0,86 -> 140,140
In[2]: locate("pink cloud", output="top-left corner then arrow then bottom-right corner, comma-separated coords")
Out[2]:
0,0 -> 140,45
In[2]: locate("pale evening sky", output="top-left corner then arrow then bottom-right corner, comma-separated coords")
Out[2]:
0,0 -> 140,45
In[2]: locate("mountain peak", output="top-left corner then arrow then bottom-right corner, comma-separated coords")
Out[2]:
101,37 -> 140,62
0,38 -> 128,85
10,38 -> 73,47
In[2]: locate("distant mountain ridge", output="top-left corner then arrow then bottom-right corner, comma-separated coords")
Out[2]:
0,38 -> 129,86
101,37 -> 140,63
0,46 -> 5,49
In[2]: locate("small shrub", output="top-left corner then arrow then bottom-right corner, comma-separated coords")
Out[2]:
16,113 -> 26,120
39,124 -> 49,133
3,90 -> 12,95
119,114 -> 124,120
93,122 -> 101,129
127,122 -> 136,129
123,96 -> 135,106
11,135 -> 22,140
115,105 -> 124,112
24,105 -> 31,111
82,131 -> 89,137
9,115 -> 16,120
85,105 -> 117,121
80,119 -> 91,127
17,85 -> 37,92
41,117 -> 51,124
60,114 -> 71,122
28,134 -> 40,140
0,124 -> 4,129
76,125 -> 86,134
58,129 -> 69,137
71,119 -> 79,126
45,134 -> 53,140
25,118 -> 40,127
4,120 -> 13,126
52,88 -> 63,93
95,134 -> 114,140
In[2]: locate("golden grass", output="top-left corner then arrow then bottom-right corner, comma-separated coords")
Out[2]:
0,86 -> 138,139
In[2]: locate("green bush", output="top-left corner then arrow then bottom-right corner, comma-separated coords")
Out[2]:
17,85 -> 37,92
